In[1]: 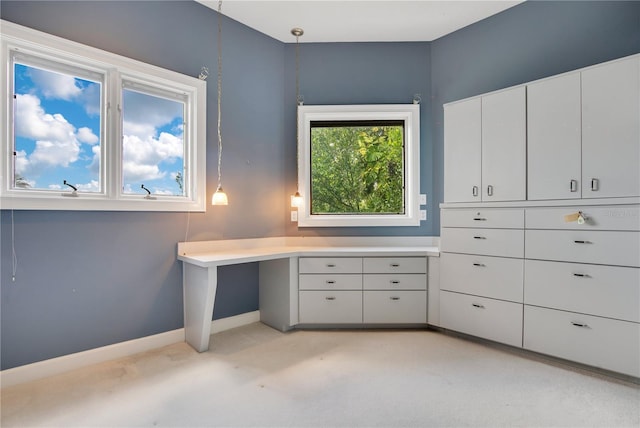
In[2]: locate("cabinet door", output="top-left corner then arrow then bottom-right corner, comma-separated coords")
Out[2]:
444,98 -> 481,202
481,86 -> 527,201
527,73 -> 582,200
582,56 -> 640,198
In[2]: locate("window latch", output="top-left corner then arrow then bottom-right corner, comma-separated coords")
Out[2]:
141,184 -> 157,200
62,180 -> 78,197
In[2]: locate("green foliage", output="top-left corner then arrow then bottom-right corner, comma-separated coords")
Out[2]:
310,124 -> 404,214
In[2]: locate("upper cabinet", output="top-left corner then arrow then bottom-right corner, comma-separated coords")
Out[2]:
444,87 -> 526,203
582,56 -> 639,199
527,73 -> 582,200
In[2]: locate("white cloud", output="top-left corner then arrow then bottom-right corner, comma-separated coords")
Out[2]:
76,180 -> 100,192
77,127 -> 99,144
15,94 -> 77,142
29,68 -> 82,100
122,132 -> 183,183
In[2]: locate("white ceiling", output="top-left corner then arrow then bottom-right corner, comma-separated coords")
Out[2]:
196,0 -> 524,43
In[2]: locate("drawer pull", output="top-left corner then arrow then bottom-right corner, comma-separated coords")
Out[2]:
390,297 -> 400,301
326,280 -> 336,284
473,217 -> 486,221
472,303 -> 485,309
472,186 -> 479,197
472,263 -> 486,267
326,264 -> 336,268
570,179 -> 578,192
573,240 -> 591,244
590,178 -> 599,192
487,185 -> 494,197
572,273 -> 590,278
390,280 -> 400,284
473,236 -> 486,240
325,296 -> 336,301
390,263 -> 400,267
571,321 -> 590,329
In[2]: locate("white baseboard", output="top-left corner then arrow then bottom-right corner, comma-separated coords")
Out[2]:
1,310 -> 261,388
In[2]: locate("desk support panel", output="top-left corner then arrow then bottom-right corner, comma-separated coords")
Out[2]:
183,264 -> 217,352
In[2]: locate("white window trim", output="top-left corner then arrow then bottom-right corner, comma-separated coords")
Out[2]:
297,104 -> 421,227
1,20 -> 206,212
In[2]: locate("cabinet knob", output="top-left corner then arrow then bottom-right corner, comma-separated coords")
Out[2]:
390,263 -> 400,267
473,236 -> 486,240
487,185 -> 494,196
472,263 -> 486,267
571,321 -> 590,329
473,217 -> 486,221
570,179 -> 578,192
325,296 -> 336,301
590,178 -> 599,191
572,273 -> 590,278
573,240 -> 591,244
326,280 -> 336,284
472,303 -> 485,309
472,186 -> 479,197
326,264 -> 336,268
390,297 -> 400,301
390,280 -> 400,284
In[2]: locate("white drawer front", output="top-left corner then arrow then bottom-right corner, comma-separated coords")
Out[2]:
299,274 -> 363,291
525,230 -> 640,267
441,228 -> 524,258
526,206 -> 640,231
524,306 -> 640,377
440,291 -> 523,347
441,253 -> 523,303
299,257 -> 362,274
363,291 -> 427,324
363,274 -> 426,290
524,260 -> 640,323
363,257 -> 426,274
299,291 -> 362,324
441,208 -> 525,229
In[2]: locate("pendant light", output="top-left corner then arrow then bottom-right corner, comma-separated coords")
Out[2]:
291,27 -> 304,208
212,0 -> 228,205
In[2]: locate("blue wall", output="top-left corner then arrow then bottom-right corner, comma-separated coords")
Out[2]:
1,0 -> 639,370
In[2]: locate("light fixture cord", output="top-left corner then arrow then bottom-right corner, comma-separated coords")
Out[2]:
217,0 -> 223,188
294,31 -> 301,191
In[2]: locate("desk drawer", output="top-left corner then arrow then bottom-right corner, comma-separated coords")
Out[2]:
299,291 -> 362,324
524,260 -> 639,323
525,230 -> 640,267
299,257 -> 362,274
441,208 -> 524,229
524,306 -> 640,377
441,253 -> 523,303
364,274 -> 426,290
299,274 -> 362,291
363,257 -> 426,274
526,206 -> 640,231
363,291 -> 427,323
441,228 -> 524,258
440,291 -> 523,347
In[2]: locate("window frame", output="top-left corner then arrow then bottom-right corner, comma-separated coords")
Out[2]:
1,20 -> 206,211
297,104 -> 421,227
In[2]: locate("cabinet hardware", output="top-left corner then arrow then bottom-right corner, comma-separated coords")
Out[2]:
390,297 -> 400,301
472,263 -> 486,267
472,186 -> 479,197
326,280 -> 336,284
570,179 -> 578,192
472,303 -> 485,309
325,296 -> 336,301
573,240 -> 591,244
590,178 -> 599,191
571,321 -> 590,328
390,280 -> 400,284
326,264 -> 336,267
473,217 -> 486,221
390,263 -> 400,267
487,185 -> 494,196
572,273 -> 590,278
473,236 -> 486,240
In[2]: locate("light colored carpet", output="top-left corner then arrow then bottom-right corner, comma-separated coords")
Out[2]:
2,323 -> 639,427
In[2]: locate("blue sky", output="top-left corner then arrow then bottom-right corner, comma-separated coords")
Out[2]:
13,63 -> 185,195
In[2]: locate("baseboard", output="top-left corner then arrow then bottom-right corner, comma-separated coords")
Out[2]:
1,310 -> 261,389
211,310 -> 260,333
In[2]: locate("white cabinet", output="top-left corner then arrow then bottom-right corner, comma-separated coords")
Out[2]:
527,72 -> 582,200
298,257 -> 428,326
444,98 -> 482,203
582,56 -> 640,198
444,86 -> 526,203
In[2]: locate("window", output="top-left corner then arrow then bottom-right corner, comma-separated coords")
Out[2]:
297,104 -> 420,227
1,20 -> 206,211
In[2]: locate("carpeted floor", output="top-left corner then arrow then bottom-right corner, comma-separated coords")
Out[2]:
2,323 -> 639,427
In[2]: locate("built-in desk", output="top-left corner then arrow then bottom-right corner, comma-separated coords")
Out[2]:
178,237 -> 439,352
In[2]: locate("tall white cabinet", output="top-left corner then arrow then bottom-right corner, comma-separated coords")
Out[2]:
441,54 -> 640,379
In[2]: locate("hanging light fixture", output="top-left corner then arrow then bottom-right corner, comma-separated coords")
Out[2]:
212,0 -> 228,205
291,27 -> 304,208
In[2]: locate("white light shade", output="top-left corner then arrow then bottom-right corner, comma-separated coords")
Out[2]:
212,186 -> 228,205
291,191 -> 303,208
